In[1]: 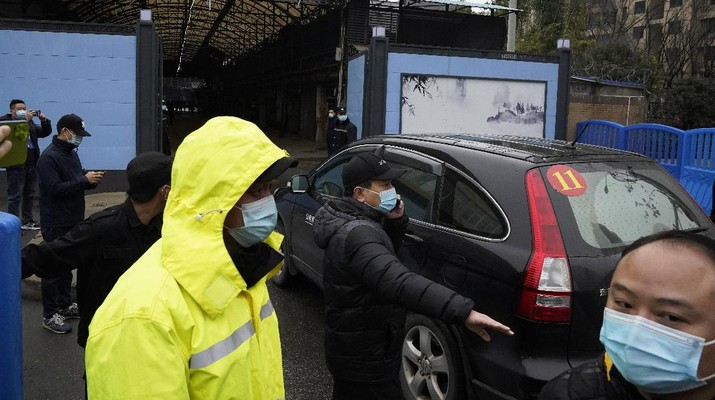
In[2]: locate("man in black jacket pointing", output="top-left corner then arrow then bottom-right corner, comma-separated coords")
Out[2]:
313,150 -> 513,399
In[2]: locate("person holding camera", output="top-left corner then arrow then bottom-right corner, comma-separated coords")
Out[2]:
0,99 -> 52,230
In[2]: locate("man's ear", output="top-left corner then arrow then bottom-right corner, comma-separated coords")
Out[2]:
352,186 -> 365,202
160,185 -> 171,201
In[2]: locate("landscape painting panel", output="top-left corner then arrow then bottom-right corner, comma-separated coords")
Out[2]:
401,75 -> 546,137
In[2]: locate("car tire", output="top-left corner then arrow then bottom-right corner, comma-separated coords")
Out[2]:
401,313 -> 465,400
272,219 -> 293,287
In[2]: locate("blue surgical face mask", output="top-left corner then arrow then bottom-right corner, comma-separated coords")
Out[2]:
328,112 -> 335,119
67,131 -> 83,147
338,115 -> 347,122
225,195 -> 278,248
600,308 -> 715,394
15,110 -> 26,120
364,187 -> 397,214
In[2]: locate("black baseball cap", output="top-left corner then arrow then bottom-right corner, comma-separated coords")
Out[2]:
126,152 -> 172,198
342,152 -> 405,188
57,114 -> 91,137
337,107 -> 347,114
256,156 -> 299,182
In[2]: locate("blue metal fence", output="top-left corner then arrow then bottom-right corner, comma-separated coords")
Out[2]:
575,120 -> 715,215
0,212 -> 23,400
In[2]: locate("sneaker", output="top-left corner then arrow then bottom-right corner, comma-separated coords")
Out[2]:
58,303 -> 80,319
21,221 -> 40,230
43,313 -> 72,334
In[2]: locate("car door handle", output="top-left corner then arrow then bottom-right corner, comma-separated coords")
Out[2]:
404,233 -> 424,243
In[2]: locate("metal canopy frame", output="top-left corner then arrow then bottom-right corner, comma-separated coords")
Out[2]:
61,0 -> 326,66
57,0 -> 512,68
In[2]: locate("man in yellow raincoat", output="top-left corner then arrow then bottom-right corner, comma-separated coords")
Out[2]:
85,117 -> 297,399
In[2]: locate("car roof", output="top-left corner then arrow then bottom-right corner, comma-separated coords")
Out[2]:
360,134 -> 648,164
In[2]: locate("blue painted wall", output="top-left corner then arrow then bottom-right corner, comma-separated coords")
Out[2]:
0,29 -> 136,170
346,53 -> 366,139
385,53 -> 560,138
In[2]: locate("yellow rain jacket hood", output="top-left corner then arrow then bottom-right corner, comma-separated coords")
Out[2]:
86,117 -> 288,399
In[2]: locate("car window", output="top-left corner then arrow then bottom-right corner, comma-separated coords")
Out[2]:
389,163 -> 438,222
437,169 -> 506,238
543,162 -> 700,250
312,157 -> 350,198
384,149 -> 441,222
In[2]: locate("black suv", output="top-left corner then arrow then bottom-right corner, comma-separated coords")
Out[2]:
273,134 -> 714,400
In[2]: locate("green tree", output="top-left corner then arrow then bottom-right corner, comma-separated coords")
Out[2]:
493,0 -> 590,55
659,77 -> 715,129
572,42 -> 659,85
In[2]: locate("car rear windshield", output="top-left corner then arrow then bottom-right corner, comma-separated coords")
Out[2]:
541,162 -> 701,252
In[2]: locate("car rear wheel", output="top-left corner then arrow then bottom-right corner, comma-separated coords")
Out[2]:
401,313 -> 465,400
272,219 -> 293,287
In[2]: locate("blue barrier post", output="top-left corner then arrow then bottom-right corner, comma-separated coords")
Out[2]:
0,212 -> 23,400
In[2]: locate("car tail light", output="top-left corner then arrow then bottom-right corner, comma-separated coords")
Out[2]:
517,169 -> 572,323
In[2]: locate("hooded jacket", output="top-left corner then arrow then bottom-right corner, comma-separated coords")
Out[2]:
314,197 -> 475,383
85,117 -> 289,400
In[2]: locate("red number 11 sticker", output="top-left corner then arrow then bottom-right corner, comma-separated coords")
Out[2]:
546,165 -> 587,197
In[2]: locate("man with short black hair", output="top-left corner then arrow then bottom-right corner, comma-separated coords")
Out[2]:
313,150 -> 513,399
0,99 -> 52,229
36,113 -> 103,334
538,230 -> 715,400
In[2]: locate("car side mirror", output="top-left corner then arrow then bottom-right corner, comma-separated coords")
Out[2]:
289,174 -> 309,193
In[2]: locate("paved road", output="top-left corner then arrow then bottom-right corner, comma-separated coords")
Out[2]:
22,277 -> 332,400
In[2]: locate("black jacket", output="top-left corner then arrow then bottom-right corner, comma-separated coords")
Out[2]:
37,136 -> 96,229
327,118 -> 357,155
313,197 -> 474,382
0,113 -> 52,164
22,198 -> 162,347
538,354 -> 647,400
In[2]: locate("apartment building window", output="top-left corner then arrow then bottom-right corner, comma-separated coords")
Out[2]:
669,0 -> 682,6
706,18 -> 715,35
650,0 -> 665,19
666,48 -> 680,66
635,1 -> 646,13
706,46 -> 715,62
649,24 -> 663,55
668,20 -> 682,35
634,26 -> 645,39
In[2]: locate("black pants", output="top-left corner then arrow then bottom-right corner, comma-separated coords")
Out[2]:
6,162 -> 38,224
40,226 -> 73,318
332,376 -> 402,400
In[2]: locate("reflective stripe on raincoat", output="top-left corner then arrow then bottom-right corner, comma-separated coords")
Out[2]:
85,117 -> 288,399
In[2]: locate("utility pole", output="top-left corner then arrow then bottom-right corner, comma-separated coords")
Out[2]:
507,0 -> 517,52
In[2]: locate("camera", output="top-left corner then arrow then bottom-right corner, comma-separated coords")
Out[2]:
32,110 -> 41,118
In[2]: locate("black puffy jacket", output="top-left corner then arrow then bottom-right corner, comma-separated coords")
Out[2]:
313,197 -> 474,383
538,354 -> 647,400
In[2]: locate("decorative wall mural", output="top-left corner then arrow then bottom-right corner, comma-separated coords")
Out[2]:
401,74 -> 547,137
